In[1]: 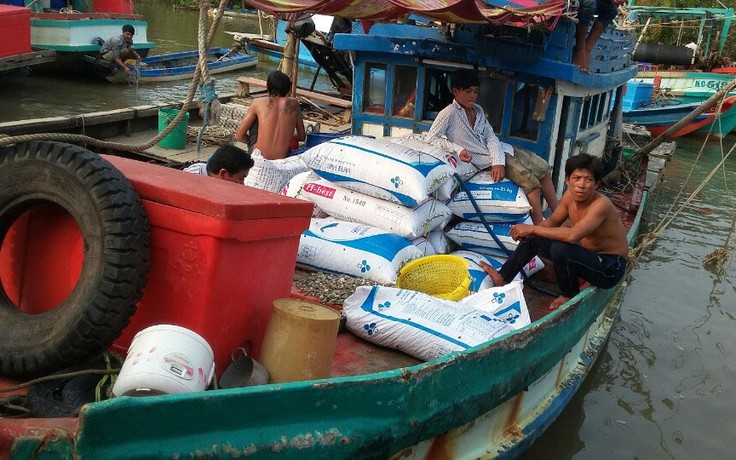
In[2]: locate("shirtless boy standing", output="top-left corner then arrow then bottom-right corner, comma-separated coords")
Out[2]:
479,153 -> 629,310
235,70 -> 306,160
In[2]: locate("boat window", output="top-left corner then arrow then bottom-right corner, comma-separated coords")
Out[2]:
392,65 -> 418,118
477,76 -> 506,132
509,82 -> 540,141
596,93 -> 608,123
589,94 -> 600,126
363,63 -> 387,114
580,96 -> 591,130
422,69 -> 453,119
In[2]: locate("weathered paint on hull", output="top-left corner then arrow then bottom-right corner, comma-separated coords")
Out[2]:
635,70 -> 736,104
5,193 -> 647,459
623,96 -> 736,139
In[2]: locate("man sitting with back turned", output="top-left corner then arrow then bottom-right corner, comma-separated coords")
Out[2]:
183,144 -> 254,184
427,69 -> 559,224
235,70 -> 306,160
479,153 -> 629,310
100,24 -> 141,78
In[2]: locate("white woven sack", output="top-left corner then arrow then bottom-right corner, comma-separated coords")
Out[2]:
412,236 -> 436,256
450,173 -> 531,223
343,285 -> 515,361
300,135 -> 454,207
445,220 -> 521,257
388,134 -> 478,201
426,228 -> 453,254
296,218 -> 422,285
296,177 -> 451,239
459,281 -> 531,330
244,151 -> 309,193
280,171 -> 327,218
452,250 -> 543,293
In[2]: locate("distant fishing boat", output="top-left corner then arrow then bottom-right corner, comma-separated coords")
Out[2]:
86,47 -> 258,83
634,70 -> 736,104
622,80 -> 736,138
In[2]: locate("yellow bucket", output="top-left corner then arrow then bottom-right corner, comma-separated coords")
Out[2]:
397,255 -> 471,301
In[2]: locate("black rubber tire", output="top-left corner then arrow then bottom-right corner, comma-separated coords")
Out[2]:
0,141 -> 150,378
26,354 -> 123,418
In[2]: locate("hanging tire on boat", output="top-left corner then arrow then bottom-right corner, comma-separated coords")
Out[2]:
0,141 -> 150,378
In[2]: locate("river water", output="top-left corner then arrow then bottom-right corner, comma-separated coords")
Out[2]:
0,0 -> 315,123
3,2 -> 736,457
526,134 -> 736,459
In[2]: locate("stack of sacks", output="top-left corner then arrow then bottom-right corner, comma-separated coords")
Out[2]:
285,135 -> 456,284
438,154 -> 545,292
343,281 -> 530,361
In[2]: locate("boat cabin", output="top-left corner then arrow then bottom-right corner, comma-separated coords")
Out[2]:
334,18 -> 637,192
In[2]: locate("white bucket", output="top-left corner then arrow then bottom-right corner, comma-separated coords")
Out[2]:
112,324 -> 215,397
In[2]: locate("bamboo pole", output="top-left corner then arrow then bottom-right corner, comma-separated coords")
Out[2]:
603,78 -> 736,186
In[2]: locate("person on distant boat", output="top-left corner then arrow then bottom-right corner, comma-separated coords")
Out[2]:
100,24 -> 141,78
427,69 -> 559,224
479,153 -> 629,311
235,70 -> 306,160
183,144 -> 254,184
573,0 -> 624,73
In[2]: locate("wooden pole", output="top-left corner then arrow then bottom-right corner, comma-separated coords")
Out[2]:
603,79 -> 736,186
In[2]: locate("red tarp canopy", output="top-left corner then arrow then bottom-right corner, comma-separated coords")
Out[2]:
245,0 -> 571,29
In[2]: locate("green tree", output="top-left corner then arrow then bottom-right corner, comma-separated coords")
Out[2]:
629,0 -> 735,61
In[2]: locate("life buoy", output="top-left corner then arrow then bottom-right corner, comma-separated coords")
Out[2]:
0,141 -> 150,378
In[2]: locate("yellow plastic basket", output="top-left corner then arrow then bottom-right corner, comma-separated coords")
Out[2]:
396,255 -> 471,301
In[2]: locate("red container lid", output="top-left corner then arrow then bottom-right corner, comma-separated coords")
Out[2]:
103,155 -> 314,221
0,5 -> 31,15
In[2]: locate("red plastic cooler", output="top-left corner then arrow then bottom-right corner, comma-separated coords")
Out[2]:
0,155 -> 313,374
0,5 -> 31,59
92,0 -> 133,14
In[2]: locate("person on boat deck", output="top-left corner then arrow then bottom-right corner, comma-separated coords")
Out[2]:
427,69 -> 559,224
183,144 -> 254,184
573,0 -> 624,73
479,153 -> 629,311
235,70 -> 306,160
100,24 -> 141,78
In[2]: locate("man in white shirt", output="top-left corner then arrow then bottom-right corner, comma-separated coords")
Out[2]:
427,69 -> 558,223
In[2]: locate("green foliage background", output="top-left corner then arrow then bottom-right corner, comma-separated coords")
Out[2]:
629,0 -> 735,59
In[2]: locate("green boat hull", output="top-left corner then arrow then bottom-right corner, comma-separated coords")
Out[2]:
5,193 -> 647,459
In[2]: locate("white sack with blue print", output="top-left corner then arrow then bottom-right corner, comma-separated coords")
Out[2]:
452,250 -> 544,293
388,134 -> 479,201
445,218 -> 533,257
300,135 -> 454,207
343,282 -> 528,361
294,177 -> 452,239
449,174 -> 531,223
296,218 -> 422,285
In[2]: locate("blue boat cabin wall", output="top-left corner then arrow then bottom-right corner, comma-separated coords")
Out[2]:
333,18 -> 637,191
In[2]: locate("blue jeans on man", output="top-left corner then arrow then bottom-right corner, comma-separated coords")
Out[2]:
498,236 -> 627,298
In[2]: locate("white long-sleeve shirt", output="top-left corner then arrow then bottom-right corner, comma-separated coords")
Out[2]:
426,99 -> 504,170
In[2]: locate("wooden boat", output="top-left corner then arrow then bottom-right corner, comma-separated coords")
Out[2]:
0,4 -> 55,74
30,12 -> 154,72
712,67 -> 736,75
622,80 -> 736,138
634,70 -> 736,104
85,47 -> 258,83
0,1 -> 673,457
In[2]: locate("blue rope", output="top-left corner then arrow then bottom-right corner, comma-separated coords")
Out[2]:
453,172 -> 559,297
196,80 -> 218,152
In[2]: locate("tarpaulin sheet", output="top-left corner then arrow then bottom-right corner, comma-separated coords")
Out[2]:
245,0 -> 572,28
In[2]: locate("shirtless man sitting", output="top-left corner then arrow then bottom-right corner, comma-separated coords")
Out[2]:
235,70 -> 306,160
479,153 -> 629,310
